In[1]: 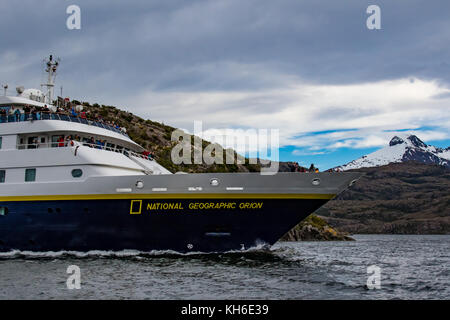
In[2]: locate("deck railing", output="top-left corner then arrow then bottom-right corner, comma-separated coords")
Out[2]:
0,112 -> 130,138
16,141 -> 154,161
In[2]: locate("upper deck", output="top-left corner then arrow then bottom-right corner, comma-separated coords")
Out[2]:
0,111 -> 129,138
0,111 -> 142,152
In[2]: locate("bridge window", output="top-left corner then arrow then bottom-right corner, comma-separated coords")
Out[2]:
0,170 -> 5,183
0,137 -> 2,149
71,169 -> 83,178
25,168 -> 36,182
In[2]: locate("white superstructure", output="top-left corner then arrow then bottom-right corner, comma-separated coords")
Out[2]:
0,55 -> 171,187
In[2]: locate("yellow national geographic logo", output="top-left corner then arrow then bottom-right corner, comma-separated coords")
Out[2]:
130,200 -> 142,214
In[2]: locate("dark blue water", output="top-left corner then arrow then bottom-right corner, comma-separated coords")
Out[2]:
0,235 -> 448,299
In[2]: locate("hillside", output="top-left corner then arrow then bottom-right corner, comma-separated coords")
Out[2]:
320,162 -> 450,234
70,101 -> 261,173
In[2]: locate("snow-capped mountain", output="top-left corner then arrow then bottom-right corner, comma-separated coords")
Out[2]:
334,135 -> 450,171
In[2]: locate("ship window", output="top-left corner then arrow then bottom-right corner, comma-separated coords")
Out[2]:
25,168 -> 36,182
106,143 -> 115,151
27,137 -> 38,149
0,170 -> 5,183
71,169 -> 83,178
51,135 -> 62,148
0,137 -> 2,149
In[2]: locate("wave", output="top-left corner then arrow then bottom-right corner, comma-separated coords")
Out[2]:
0,243 -> 281,260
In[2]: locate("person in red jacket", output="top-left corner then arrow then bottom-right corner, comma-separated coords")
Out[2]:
57,136 -> 65,147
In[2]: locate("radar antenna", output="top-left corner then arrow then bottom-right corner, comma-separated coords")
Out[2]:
42,55 -> 60,104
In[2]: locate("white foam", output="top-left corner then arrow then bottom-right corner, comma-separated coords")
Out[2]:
0,243 -> 273,259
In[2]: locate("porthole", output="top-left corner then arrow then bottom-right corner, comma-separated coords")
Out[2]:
311,178 -> 321,186
0,207 -> 8,216
210,178 -> 219,187
71,169 -> 83,178
136,181 -> 144,189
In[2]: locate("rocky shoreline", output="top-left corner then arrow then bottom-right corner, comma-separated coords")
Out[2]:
281,214 -> 354,241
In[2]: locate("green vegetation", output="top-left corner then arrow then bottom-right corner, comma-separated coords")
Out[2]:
70,100 -> 261,174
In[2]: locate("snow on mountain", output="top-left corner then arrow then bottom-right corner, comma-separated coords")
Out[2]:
334,135 -> 450,171
435,147 -> 450,161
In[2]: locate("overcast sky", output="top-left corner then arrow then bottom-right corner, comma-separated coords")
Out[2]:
1,0 -> 449,169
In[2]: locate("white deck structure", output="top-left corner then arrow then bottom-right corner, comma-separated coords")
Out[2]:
0,56 -> 171,186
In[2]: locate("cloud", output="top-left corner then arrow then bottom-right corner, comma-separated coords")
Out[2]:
124,76 -> 450,152
1,0 -> 449,161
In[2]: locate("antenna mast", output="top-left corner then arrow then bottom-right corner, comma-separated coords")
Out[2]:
1,84 -> 7,96
43,55 -> 60,104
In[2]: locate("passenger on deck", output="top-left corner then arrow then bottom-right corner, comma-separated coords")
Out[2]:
32,137 -> 38,149
14,108 -> 21,122
30,106 -> 37,121
0,108 -> 6,122
142,150 -> 150,160
57,136 -> 65,147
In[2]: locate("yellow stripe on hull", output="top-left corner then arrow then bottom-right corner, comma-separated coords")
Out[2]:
0,193 -> 336,202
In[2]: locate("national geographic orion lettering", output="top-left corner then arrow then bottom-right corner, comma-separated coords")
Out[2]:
143,201 -> 264,212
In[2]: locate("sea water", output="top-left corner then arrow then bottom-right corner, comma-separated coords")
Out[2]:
0,235 -> 448,299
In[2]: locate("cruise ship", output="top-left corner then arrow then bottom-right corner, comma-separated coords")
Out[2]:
0,56 -> 359,253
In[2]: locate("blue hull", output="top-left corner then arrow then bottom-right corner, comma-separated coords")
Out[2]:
0,198 -> 328,252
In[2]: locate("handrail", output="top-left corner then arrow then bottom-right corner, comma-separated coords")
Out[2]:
76,142 -> 154,160
0,112 -> 130,138
16,141 -> 154,161
17,142 -> 70,149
